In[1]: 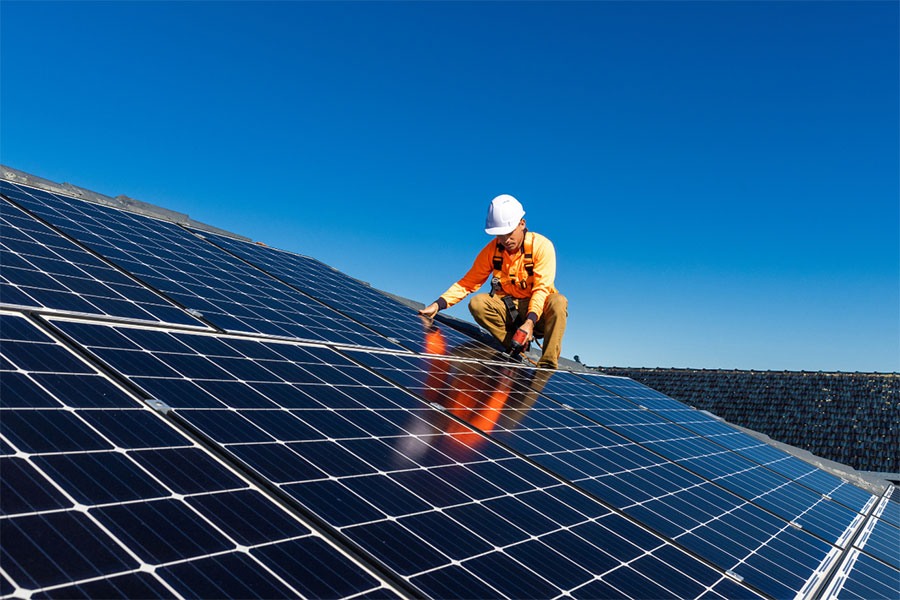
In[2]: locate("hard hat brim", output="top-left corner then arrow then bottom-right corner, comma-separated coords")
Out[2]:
485,222 -> 519,236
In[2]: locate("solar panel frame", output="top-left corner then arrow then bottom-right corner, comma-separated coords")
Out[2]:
2,181 -> 402,351
51,316 -> 765,600
0,311 -> 401,599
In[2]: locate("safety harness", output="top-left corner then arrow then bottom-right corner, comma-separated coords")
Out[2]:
489,232 -> 535,330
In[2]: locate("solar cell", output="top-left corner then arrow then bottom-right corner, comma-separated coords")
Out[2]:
54,317 -> 764,600
577,372 -> 875,515
345,350 -> 845,600
194,228 -> 499,355
2,180 -> 401,350
0,195 -> 203,327
0,312 -> 396,599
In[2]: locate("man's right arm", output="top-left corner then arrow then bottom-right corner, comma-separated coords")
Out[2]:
418,242 -> 495,317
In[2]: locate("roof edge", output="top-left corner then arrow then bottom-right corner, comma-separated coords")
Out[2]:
731,423 -> 896,494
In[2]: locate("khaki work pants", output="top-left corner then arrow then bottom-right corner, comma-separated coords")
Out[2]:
468,293 -> 568,368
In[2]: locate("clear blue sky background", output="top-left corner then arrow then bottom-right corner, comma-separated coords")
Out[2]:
2,1 -> 897,372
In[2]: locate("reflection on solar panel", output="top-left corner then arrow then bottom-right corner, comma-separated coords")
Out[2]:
347,351 -> 861,600
195,229 -> 496,355
1,170 -> 894,600
0,196 -> 202,327
2,181 -> 400,350
576,373 -> 876,515
53,318 -> 763,600
0,312 -> 396,599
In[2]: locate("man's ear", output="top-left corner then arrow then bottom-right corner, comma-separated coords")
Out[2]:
520,219 -> 527,229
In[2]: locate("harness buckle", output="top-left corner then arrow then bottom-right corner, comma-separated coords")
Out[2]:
490,276 -> 503,298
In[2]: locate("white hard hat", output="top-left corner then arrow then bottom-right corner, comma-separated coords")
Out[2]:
484,194 -> 525,235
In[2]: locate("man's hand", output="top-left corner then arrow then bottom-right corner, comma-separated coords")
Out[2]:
518,319 -> 535,344
418,302 -> 439,319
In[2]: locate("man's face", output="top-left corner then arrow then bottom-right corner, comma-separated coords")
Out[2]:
497,219 -> 526,253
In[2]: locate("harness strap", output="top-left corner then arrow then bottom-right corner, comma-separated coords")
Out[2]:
501,295 -> 519,330
523,233 -> 534,277
492,242 -> 503,271
493,232 -> 535,291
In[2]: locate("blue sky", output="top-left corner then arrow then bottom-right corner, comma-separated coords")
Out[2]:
2,1 -> 897,371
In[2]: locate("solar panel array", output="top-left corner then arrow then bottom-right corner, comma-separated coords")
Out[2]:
0,312 -> 394,600
594,367 -> 899,474
1,176 -> 897,600
1,181 -> 399,350
0,195 -> 203,328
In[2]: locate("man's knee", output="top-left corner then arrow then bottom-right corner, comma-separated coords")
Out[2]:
468,293 -> 492,318
544,294 -> 568,316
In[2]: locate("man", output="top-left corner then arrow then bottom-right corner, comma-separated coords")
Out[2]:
419,194 -> 568,368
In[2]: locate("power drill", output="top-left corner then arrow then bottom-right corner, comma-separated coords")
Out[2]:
509,327 -> 529,359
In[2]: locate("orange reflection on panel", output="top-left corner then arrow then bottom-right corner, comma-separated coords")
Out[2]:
413,325 -> 544,459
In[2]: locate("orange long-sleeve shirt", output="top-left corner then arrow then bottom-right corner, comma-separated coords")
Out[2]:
438,231 -> 558,321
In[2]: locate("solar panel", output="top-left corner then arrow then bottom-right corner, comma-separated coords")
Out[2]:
3,171 -> 893,600
345,351 -> 850,600
854,517 -> 900,570
852,494 -> 900,571
545,374 -> 868,541
576,372 -> 876,515
0,195 -> 203,327
0,311 -> 398,599
595,368 -> 899,475
820,549 -> 900,600
193,228 -> 498,355
51,316 -> 763,600
878,491 -> 900,528
2,181 -> 401,350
